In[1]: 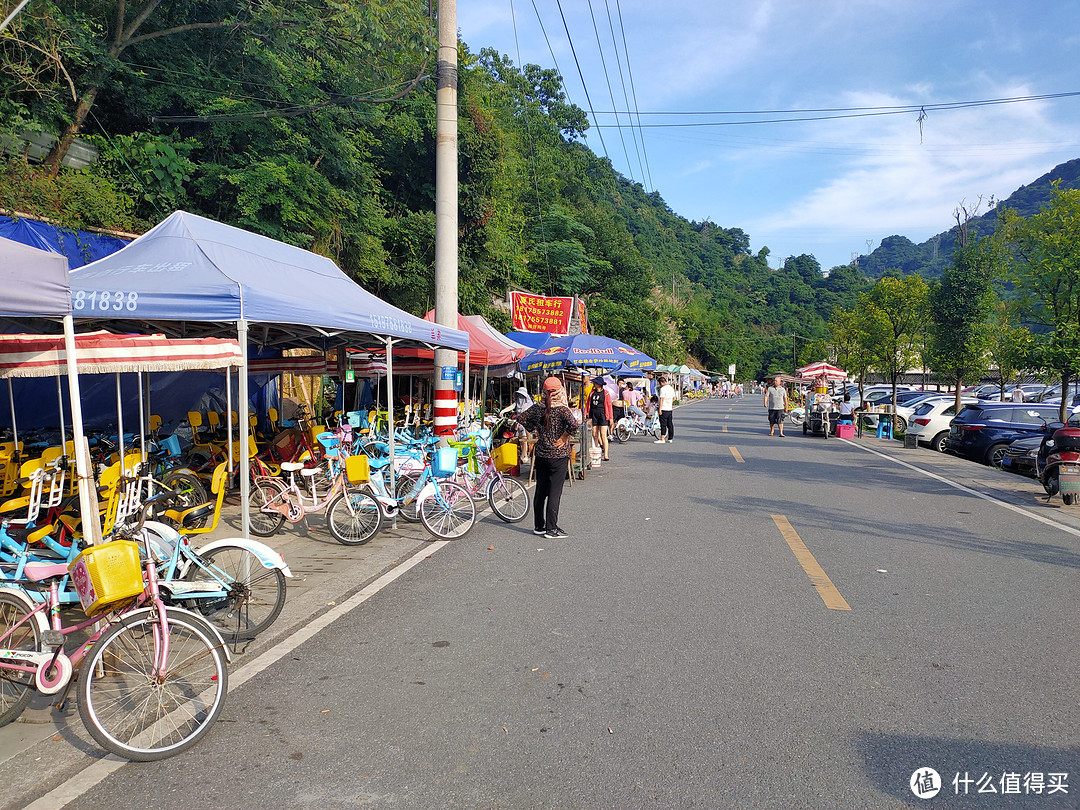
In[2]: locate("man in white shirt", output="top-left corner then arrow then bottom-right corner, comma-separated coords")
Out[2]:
655,376 -> 676,443
765,377 -> 788,437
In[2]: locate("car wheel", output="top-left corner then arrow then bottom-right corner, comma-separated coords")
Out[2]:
930,431 -> 949,453
986,443 -> 1009,468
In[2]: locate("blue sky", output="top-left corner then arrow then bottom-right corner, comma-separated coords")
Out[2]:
457,0 -> 1080,271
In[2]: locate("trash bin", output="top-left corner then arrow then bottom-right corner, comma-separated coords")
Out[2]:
904,432 -> 918,449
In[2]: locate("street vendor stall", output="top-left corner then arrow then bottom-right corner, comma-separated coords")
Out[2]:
796,361 -> 847,438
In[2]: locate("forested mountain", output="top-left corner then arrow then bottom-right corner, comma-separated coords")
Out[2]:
0,2 -> 868,379
857,157 -> 1080,279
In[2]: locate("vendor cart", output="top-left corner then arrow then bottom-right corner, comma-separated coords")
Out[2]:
795,361 -> 847,439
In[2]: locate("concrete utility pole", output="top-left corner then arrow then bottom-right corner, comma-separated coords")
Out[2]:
432,0 -> 459,438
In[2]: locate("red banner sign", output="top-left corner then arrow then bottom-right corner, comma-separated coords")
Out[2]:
510,291 -> 573,334
577,299 -> 588,335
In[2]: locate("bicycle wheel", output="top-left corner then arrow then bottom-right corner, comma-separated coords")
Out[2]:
0,592 -> 43,727
419,480 -> 476,540
183,545 -> 287,640
395,470 -> 422,523
326,489 -> 383,546
159,471 -> 209,527
248,477 -> 287,537
614,422 -> 630,443
487,475 -> 530,523
78,610 -> 228,761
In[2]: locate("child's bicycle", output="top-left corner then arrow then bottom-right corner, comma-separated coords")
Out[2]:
445,431 -> 530,523
0,494 -> 231,761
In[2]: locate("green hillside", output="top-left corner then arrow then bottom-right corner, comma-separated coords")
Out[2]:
857,157 -> 1080,279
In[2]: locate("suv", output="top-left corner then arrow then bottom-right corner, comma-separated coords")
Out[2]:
947,403 -> 1067,466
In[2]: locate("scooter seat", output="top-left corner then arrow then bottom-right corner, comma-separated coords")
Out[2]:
179,502 -> 215,527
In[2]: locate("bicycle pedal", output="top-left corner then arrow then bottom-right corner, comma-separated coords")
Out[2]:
43,630 -> 64,647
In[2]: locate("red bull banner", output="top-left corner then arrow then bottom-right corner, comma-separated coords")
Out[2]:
510,291 -> 573,335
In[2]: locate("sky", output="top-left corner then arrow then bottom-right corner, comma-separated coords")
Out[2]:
456,0 -> 1080,271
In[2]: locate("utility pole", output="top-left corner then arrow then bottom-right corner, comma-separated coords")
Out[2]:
432,0 -> 459,438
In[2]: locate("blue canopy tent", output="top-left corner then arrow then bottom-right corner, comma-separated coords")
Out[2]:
66,210 -> 470,534
0,237 -> 101,543
505,331 -> 553,351
518,333 -> 656,374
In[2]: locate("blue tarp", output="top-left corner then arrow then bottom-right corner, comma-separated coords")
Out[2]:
69,211 -> 469,351
0,215 -> 129,270
505,331 -> 553,350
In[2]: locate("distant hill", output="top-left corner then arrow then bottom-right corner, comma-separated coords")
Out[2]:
856,157 -> 1080,279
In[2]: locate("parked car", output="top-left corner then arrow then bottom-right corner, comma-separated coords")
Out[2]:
909,398 -> 978,452
946,403 -> 1071,467
999,435 -> 1043,478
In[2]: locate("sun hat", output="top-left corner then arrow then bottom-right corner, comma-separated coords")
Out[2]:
592,376 -> 606,386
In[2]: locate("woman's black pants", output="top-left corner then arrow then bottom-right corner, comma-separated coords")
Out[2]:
534,455 -> 569,532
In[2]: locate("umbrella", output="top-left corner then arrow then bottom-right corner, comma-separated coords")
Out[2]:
796,361 -> 847,381
519,333 -> 656,374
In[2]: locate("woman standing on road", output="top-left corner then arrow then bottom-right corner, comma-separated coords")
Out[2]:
515,376 -> 580,539
588,376 -> 613,461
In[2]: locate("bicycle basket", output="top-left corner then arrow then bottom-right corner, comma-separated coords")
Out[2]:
492,442 -> 518,472
431,447 -> 458,478
469,429 -> 492,453
345,454 -> 370,484
317,432 -> 340,457
69,540 -> 144,617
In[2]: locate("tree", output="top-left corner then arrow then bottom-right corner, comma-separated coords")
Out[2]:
862,275 -> 930,402
998,186 -> 1080,422
829,306 -> 875,401
927,237 -> 998,413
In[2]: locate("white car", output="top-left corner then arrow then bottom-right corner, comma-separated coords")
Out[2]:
909,397 -> 979,452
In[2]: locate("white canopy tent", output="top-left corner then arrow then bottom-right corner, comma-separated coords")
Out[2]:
65,211 -> 470,534
0,237 -> 100,542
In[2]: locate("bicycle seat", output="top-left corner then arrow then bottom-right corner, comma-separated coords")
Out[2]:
300,467 -> 320,477
280,461 -> 306,472
22,560 -> 70,582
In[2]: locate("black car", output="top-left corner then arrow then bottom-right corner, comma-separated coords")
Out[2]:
947,403 -> 1067,467
999,435 -> 1042,478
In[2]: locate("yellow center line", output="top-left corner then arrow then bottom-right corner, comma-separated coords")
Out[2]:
770,514 -> 851,611
729,446 -> 744,463
722,424 -> 728,433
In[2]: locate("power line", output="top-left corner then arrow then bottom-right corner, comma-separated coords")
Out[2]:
604,0 -> 648,190
553,0 -> 610,161
585,0 -> 633,182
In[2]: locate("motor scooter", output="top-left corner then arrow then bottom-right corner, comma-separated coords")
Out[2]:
1035,421 -> 1080,505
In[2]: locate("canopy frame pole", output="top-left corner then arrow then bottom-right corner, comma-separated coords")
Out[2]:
6,379 -> 16,454
464,350 -> 470,424
385,337 -> 396,529
239,319 -> 251,538
137,371 -> 148,496
61,315 -> 101,545
115,372 -> 124,468
226,368 -> 234,476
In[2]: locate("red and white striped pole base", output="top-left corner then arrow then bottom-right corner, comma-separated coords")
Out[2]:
433,384 -> 458,437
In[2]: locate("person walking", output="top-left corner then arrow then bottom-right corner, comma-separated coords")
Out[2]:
515,376 -> 580,539
765,376 -> 788,436
655,375 -> 676,443
588,376 -> 613,461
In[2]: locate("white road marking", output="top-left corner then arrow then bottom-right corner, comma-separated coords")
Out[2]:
23,541 -> 450,810
840,439 -> 1080,539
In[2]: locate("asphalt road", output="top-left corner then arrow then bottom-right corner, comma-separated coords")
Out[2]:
10,398 -> 1080,809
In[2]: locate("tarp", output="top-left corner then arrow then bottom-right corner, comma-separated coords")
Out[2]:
69,210 -> 469,351
0,236 -> 71,317
506,331 -> 554,351
519,333 -> 656,373
0,215 -> 130,269
0,331 -> 244,377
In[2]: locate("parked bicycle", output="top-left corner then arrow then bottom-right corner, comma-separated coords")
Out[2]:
0,494 -> 230,761
446,432 -> 530,523
612,409 -> 662,442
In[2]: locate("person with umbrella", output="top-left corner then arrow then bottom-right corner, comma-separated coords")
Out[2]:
514,376 -> 580,539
